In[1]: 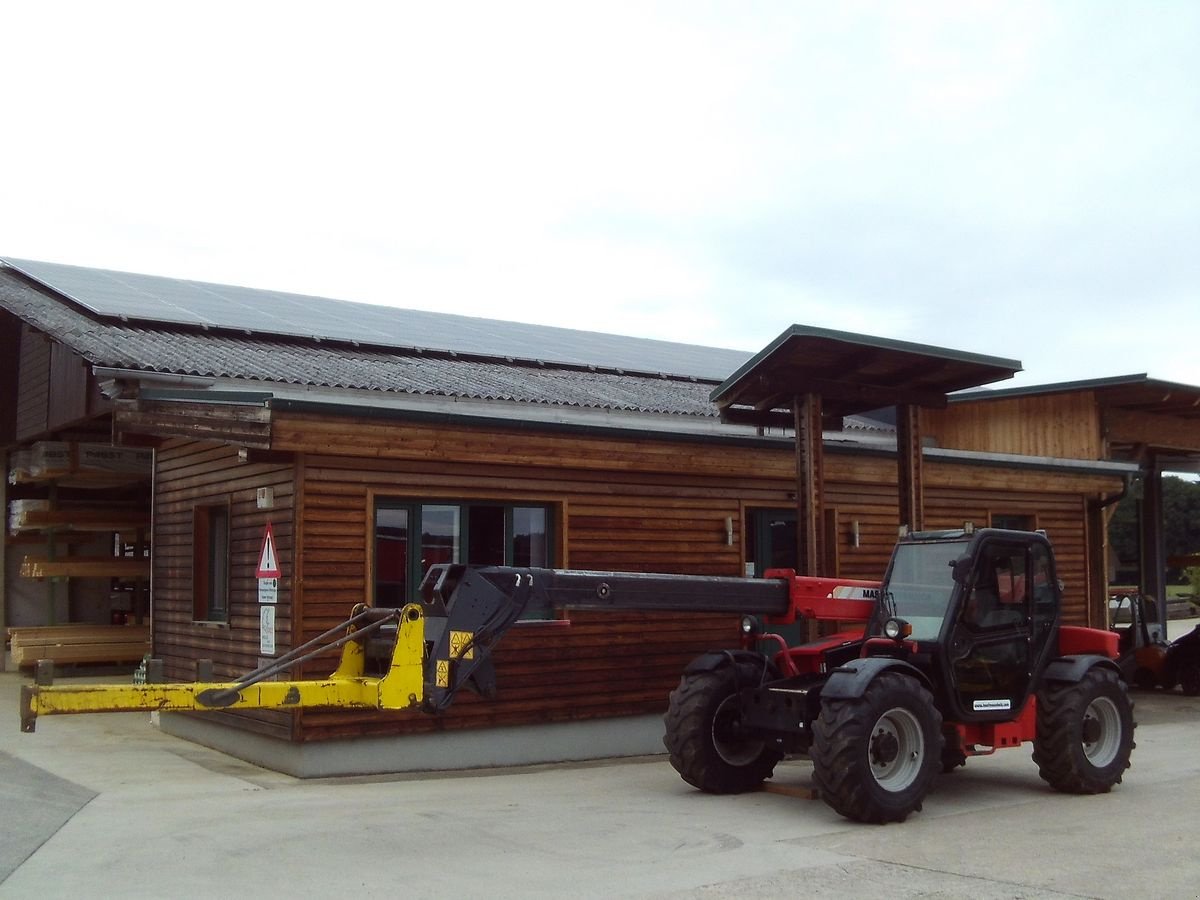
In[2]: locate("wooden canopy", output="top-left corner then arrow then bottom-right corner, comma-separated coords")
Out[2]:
711,325 -> 1022,426
712,326 -> 1022,576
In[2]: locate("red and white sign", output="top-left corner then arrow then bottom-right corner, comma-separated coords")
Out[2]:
256,523 -> 282,578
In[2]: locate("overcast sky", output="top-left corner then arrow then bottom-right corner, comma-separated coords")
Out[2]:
2,2 -> 1197,390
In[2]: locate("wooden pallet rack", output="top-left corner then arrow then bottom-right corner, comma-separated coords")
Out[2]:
6,441 -> 153,656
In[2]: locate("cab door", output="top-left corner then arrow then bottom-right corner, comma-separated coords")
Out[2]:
947,540 -> 1034,719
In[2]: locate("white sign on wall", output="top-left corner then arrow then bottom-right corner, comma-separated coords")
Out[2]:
258,577 -> 278,604
260,605 -> 276,655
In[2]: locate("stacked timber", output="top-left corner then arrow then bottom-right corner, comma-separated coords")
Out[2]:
8,624 -> 151,668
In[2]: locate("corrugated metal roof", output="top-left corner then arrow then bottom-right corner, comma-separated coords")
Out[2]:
1,257 -> 752,382
0,266 -> 719,417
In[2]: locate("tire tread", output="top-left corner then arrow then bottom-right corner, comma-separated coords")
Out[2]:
1032,667 -> 1135,794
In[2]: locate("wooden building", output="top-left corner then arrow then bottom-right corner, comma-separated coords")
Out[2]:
2,257 -> 1174,775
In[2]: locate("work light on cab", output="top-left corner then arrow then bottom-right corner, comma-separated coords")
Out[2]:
883,617 -> 912,641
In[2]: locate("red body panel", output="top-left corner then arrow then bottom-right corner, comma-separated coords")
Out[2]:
763,569 -> 880,625
775,629 -> 866,675
952,697 -> 1038,755
1059,625 -> 1118,658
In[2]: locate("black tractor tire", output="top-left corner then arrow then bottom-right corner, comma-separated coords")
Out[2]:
941,749 -> 968,774
811,671 -> 943,824
1033,667 -> 1135,794
940,728 -> 967,773
1178,661 -> 1200,697
663,662 -> 783,794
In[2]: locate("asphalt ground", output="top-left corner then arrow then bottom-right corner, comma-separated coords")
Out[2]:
2,634 -> 1199,899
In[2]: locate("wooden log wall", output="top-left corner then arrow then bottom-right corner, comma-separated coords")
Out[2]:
146,413 -> 1121,743
11,323 -> 110,442
923,393 -> 1104,460
152,439 -> 296,739
15,324 -> 50,440
283,440 -> 754,741
259,411 -> 1122,743
0,313 -> 22,443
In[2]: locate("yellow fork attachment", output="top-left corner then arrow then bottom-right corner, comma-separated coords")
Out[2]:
21,604 -> 427,733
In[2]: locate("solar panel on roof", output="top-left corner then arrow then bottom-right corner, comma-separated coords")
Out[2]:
0,257 -> 752,381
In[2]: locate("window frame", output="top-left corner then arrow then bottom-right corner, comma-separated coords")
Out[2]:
372,499 -> 556,607
192,501 -> 231,624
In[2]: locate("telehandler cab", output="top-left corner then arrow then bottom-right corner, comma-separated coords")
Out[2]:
19,528 -> 1134,824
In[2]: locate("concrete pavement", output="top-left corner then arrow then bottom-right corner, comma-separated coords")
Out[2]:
2,667 -> 1200,899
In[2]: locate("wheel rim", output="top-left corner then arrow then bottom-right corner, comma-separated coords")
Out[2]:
712,694 -> 766,766
869,706 -> 924,791
1081,696 -> 1122,768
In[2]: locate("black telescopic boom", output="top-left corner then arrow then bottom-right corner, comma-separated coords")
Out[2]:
423,565 -> 791,620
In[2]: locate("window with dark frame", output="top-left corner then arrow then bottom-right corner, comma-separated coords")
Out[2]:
744,508 -> 798,578
374,501 -> 552,608
193,504 -> 230,622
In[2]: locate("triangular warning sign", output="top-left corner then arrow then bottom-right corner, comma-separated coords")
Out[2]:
256,523 -> 282,578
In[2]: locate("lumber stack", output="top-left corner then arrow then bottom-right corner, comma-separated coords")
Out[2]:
8,624 -> 151,668
19,556 -> 151,579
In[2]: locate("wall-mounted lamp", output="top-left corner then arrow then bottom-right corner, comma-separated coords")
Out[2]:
850,519 -> 861,549
724,516 -> 734,546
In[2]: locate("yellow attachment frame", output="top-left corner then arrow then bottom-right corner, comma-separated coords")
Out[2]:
21,604 -> 427,733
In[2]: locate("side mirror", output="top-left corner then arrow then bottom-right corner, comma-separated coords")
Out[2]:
951,555 -> 973,584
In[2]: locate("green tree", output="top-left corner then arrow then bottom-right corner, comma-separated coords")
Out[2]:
1109,476 -> 1200,583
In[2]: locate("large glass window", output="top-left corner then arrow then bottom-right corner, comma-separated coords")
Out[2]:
375,507 -> 410,608
511,507 -> 548,567
374,501 -> 553,605
467,505 -> 505,565
421,505 -> 461,574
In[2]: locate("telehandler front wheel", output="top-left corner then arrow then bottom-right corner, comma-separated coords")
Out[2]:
663,662 -> 782,794
1033,666 -> 1135,794
811,671 -> 943,824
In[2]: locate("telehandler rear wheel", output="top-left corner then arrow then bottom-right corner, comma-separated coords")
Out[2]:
663,662 -> 782,794
811,671 -> 942,824
1033,667 -> 1135,793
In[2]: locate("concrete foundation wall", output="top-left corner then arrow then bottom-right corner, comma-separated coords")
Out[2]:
158,712 -> 668,778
